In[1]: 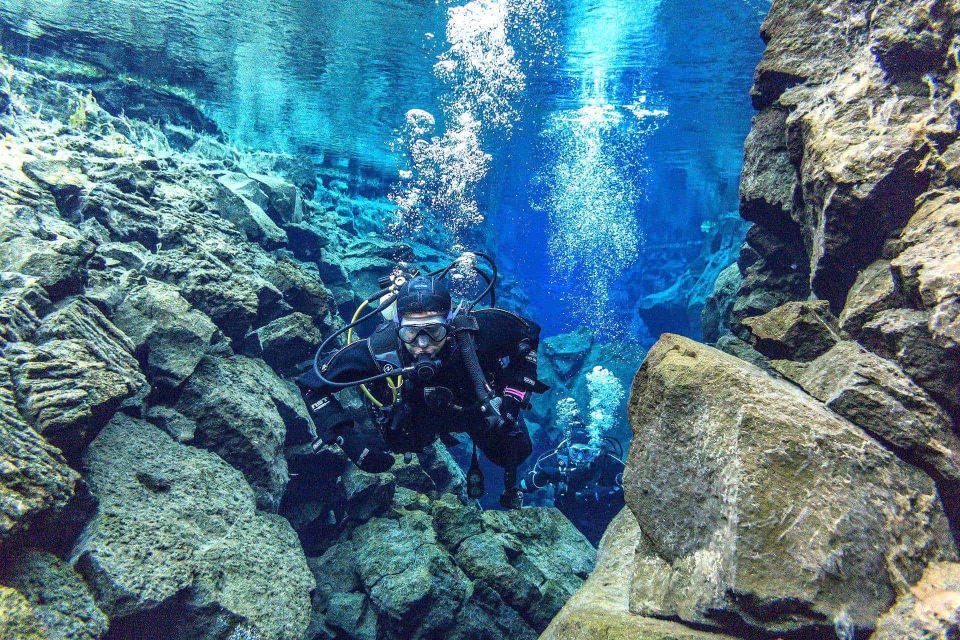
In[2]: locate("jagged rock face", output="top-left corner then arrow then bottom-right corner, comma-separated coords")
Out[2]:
744,0 -> 960,309
305,485 -> 595,640
73,415 -> 314,640
542,509 -> 740,640
777,340 -> 960,520
624,334 -> 956,636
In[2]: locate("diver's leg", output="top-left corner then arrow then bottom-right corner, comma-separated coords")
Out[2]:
469,417 -> 532,508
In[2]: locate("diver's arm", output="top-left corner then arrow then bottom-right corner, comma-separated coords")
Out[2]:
475,308 -> 543,420
295,341 -> 394,473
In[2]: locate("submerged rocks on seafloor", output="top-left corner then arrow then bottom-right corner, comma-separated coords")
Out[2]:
72,414 -> 314,640
614,334 -> 955,637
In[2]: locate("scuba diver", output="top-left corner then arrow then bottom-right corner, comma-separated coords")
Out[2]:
519,416 -> 626,544
294,253 -> 548,509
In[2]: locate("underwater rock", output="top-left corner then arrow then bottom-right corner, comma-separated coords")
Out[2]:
112,278 -> 219,389
417,440 -> 468,501
7,297 -> 146,463
73,414 -> 313,640
741,299 -> 844,361
625,334 -> 956,636
340,466 -> 396,523
839,258 -> 902,336
701,262 -> 741,344
0,207 -> 96,302
871,561 -> 960,640
214,175 -> 288,249
0,585 -> 49,640
743,0 -> 960,312
176,354 -> 305,511
352,512 -> 471,639
542,509 -> 739,640
243,312 -> 322,377
0,357 -> 81,549
0,549 -> 108,640
249,172 -> 305,224
541,328 -> 593,380
788,340 -> 960,517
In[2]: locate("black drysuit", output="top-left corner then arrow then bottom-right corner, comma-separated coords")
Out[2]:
295,308 -> 544,475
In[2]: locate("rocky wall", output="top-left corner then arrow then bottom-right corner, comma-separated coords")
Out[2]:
546,0 -> 960,638
0,55 -> 591,640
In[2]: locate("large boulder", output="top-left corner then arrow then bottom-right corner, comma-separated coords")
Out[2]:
176,355 -> 310,510
243,311 -> 322,376
624,334 -> 956,636
784,340 -> 960,523
542,509 -> 739,640
112,278 -> 219,388
250,172 -> 305,224
72,414 -> 313,640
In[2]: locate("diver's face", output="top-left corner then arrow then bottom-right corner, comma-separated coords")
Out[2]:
400,311 -> 449,358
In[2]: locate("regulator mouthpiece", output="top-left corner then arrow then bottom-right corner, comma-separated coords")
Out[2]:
413,353 -> 439,382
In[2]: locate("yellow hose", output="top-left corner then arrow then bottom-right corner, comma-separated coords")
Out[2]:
348,297 -> 400,407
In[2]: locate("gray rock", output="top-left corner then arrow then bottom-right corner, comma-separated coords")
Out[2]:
0,585 -> 49,640
431,494 -> 484,549
250,173 -> 304,224
0,550 -> 108,640
144,405 -> 197,443
214,177 -> 287,249
861,307 -> 960,415
0,208 -> 95,301
791,341 -> 960,512
324,592 -> 377,640
7,297 -> 146,461
0,357 -> 80,549
541,329 -> 593,380
701,262 -> 742,344
308,541 -> 362,614
624,334 -> 957,635
72,414 -> 313,640
417,440 -> 468,501
244,312 -> 322,376
352,513 -> 470,639
839,258 -> 901,335
176,355 -> 296,510
741,299 -> 844,361
112,278 -> 218,388
341,466 -> 395,523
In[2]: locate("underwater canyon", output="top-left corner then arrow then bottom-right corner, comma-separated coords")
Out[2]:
1,0 -> 959,639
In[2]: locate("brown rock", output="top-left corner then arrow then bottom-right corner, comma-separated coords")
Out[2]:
792,341 -> 960,524
741,299 -> 844,360
624,334 -> 956,635
542,509 -> 738,640
872,562 -> 960,640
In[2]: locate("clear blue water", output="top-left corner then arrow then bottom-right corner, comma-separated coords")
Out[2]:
1,0 -> 769,341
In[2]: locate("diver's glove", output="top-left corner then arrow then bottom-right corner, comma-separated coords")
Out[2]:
331,423 -> 395,473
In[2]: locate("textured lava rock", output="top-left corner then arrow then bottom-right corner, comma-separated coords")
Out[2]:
0,550 -> 108,640
624,334 -> 956,636
73,414 -> 313,640
112,278 -> 219,389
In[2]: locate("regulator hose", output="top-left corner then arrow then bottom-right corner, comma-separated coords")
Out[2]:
456,329 -> 504,432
